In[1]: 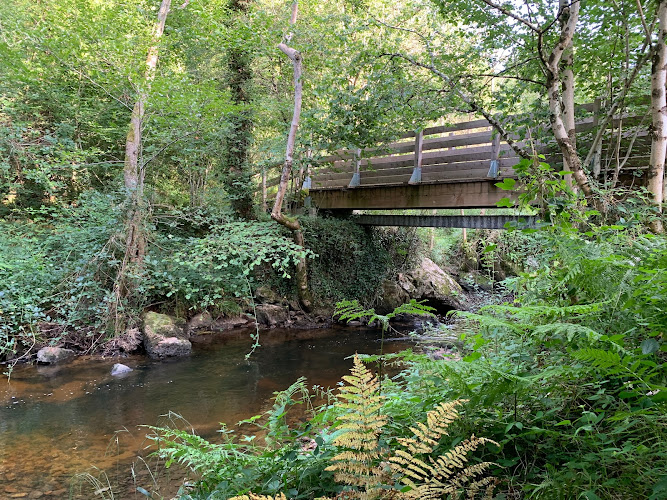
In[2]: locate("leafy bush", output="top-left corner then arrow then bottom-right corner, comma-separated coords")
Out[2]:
300,217 -> 421,305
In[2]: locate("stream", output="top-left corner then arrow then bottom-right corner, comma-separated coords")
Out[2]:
0,327 -> 413,499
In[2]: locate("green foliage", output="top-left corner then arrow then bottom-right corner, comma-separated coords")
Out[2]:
151,355 -> 497,500
146,217 -> 312,312
300,217 -> 421,305
335,299 -> 435,333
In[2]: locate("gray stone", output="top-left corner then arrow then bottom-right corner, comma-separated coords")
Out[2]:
187,311 -> 213,334
404,257 -> 465,313
377,279 -> 410,314
111,363 -> 133,376
142,312 -> 191,359
255,304 -> 288,327
211,314 -> 253,331
36,347 -> 75,364
255,286 -> 284,305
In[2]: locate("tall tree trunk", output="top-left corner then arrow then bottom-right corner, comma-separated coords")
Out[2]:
113,0 -> 172,326
560,0 -> 576,191
546,0 -> 597,206
649,0 -> 667,233
123,0 -> 172,266
272,1 -> 313,312
222,0 -> 255,219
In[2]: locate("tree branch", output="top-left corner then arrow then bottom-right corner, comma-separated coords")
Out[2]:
381,52 -> 532,159
479,0 -> 540,32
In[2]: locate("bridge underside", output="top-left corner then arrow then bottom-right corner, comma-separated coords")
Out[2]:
352,214 -> 536,229
309,180 -> 514,210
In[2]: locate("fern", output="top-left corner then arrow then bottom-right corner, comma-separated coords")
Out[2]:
229,494 -> 287,500
326,357 -> 498,499
325,354 -> 389,499
389,400 -> 498,499
335,299 -> 435,333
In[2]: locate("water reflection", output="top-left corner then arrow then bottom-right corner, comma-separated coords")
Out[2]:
0,328 -> 412,498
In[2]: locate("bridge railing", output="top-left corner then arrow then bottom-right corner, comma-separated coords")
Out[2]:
265,99 -> 649,193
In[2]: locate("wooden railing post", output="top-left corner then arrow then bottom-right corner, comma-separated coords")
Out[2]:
409,130 -> 423,184
488,130 -> 501,178
592,97 -> 602,177
348,148 -> 361,187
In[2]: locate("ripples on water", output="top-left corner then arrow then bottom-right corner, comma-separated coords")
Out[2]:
0,327 -> 412,498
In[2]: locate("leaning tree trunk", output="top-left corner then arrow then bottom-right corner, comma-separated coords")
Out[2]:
271,1 -> 313,312
648,0 -> 667,233
222,0 -> 255,219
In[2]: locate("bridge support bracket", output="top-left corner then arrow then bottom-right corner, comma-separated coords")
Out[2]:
408,166 -> 422,184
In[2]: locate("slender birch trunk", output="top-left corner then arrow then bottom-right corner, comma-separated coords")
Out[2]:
560,0 -> 576,191
272,1 -> 313,311
649,0 -> 667,233
123,0 -> 172,267
546,0 -> 597,205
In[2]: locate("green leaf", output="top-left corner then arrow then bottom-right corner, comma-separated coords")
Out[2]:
495,178 -> 516,191
496,197 -> 514,208
641,338 -> 660,354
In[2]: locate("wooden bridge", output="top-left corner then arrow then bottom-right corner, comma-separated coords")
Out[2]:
263,100 -> 648,226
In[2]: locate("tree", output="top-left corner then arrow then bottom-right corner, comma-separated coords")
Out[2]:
272,0 -> 313,312
648,0 -> 667,232
221,0 -> 256,219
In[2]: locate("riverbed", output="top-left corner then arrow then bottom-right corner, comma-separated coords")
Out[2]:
0,327 -> 413,499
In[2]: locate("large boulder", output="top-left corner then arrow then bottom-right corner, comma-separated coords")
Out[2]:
255,304 -> 289,327
377,279 -> 410,313
36,347 -> 75,364
378,258 -> 465,315
143,312 -> 191,359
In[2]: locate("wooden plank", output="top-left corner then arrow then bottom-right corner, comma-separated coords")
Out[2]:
310,180 -> 517,209
399,118 -> 492,139
312,143 -> 522,181
312,158 -> 521,188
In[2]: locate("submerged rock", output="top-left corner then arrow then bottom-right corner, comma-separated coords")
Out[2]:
142,312 -> 191,359
210,314 -> 253,331
110,363 -> 133,376
36,347 -> 75,364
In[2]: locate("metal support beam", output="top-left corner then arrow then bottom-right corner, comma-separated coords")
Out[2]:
352,214 -> 537,229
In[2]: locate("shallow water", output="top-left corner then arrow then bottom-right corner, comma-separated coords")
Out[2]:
0,327 -> 412,499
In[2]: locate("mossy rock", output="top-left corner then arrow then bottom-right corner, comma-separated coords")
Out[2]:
143,311 -> 191,359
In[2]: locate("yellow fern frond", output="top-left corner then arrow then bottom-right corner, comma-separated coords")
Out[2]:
389,400 -> 499,499
228,493 -> 287,500
326,355 -> 389,499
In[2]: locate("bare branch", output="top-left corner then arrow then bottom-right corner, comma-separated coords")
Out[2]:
479,0 -> 540,32
635,0 -> 653,42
